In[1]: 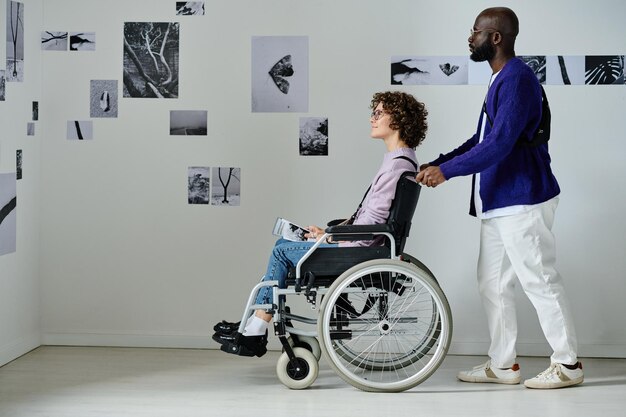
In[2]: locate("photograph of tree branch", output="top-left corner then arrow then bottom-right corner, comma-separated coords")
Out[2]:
122,22 -> 179,98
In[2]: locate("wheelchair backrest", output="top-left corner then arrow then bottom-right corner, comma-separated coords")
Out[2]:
386,171 -> 421,254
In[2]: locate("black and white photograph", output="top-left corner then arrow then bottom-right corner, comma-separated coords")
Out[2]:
585,55 -> 625,85
546,55 -> 585,85
0,70 -> 5,101
0,172 -> 17,257
41,31 -> 68,51
272,217 -> 310,242
211,167 -> 240,206
69,32 -> 96,51
90,80 -> 118,118
187,166 -> 210,205
67,120 -> 93,140
299,117 -> 328,156
519,55 -> 547,84
123,22 -> 180,98
391,56 -> 468,85
32,101 -> 38,120
26,122 -> 35,136
6,1 -> 24,82
16,150 -> 22,180
170,110 -> 207,135
176,2 -> 205,15
251,36 -> 308,112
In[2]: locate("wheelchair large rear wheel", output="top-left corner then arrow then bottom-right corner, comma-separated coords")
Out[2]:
317,259 -> 452,392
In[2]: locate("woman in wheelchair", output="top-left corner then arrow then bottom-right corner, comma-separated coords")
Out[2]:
213,91 -> 428,357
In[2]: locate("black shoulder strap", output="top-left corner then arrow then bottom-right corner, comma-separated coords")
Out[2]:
348,156 -> 417,223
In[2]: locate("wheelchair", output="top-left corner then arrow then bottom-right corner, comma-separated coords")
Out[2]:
234,172 -> 452,392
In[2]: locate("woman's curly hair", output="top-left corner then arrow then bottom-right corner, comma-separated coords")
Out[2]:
370,91 -> 428,149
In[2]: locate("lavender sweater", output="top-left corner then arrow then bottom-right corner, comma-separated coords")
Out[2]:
341,147 -> 417,247
431,58 -> 560,216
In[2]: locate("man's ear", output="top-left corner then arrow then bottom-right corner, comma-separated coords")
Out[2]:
492,31 -> 503,45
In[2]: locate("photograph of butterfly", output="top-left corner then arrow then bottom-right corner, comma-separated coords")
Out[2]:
251,36 -> 308,112
268,55 -> 294,94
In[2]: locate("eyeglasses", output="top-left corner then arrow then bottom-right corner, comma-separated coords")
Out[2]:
470,27 -> 497,37
370,109 -> 386,121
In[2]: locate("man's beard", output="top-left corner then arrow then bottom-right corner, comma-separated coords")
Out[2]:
470,40 -> 495,62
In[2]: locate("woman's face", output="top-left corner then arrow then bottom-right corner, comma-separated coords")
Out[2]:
370,102 -> 395,140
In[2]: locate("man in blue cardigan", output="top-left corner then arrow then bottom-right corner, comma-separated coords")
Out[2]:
417,7 -> 583,389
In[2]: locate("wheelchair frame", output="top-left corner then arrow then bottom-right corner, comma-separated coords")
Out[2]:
236,230 -> 452,392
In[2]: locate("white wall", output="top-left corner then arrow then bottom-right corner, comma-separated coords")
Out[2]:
31,0 -> 626,357
0,0 -> 42,365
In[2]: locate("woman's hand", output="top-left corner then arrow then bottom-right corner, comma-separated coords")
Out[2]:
305,225 -> 326,241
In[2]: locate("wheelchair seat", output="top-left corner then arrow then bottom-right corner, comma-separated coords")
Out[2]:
286,171 -> 420,287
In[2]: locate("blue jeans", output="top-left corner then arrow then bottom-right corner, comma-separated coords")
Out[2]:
255,238 -> 337,305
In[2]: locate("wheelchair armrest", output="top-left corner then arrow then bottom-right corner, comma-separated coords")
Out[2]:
325,224 -> 393,242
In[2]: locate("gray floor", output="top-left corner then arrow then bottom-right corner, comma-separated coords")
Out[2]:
1,347 -> 625,417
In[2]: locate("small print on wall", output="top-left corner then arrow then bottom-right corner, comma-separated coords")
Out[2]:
212,167 -> 240,206
585,55 -> 625,85
16,150 -> 22,180
519,56 -> 547,84
299,117 -> 328,156
545,56 -> 585,85
6,1 -> 25,82
0,173 -> 17,257
391,56 -> 468,85
123,22 -> 180,98
176,1 -> 205,15
0,70 -> 6,101
32,101 -> 39,120
251,36 -> 308,112
188,166 -> 210,204
69,32 -> 96,51
170,110 -> 207,135
26,122 -> 35,136
90,80 -> 118,118
67,121 -> 93,140
41,31 -> 68,51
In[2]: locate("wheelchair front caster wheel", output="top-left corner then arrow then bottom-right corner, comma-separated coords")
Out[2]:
284,336 -> 321,361
276,347 -> 318,390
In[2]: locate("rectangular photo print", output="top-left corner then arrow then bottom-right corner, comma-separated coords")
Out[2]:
16,150 -> 22,180
0,70 -> 5,101
170,110 -> 207,135
26,122 -> 35,136
188,166 -> 210,204
585,55 -> 625,85
90,80 -> 118,118
123,22 -> 180,98
299,117 -> 328,156
251,36 -> 308,112
546,56 -> 585,85
6,1 -> 25,82
67,121 -> 93,140
69,32 -> 96,51
391,56 -> 468,85
211,167 -> 240,206
41,31 -> 68,51
32,101 -> 38,120
0,172 -> 17,257
176,2 -> 205,15
519,56 -> 547,84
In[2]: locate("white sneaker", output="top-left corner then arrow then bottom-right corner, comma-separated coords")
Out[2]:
524,362 -> 584,389
457,360 -> 521,385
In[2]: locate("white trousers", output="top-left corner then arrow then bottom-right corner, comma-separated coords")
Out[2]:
477,198 -> 578,368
